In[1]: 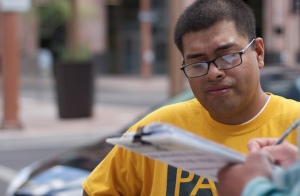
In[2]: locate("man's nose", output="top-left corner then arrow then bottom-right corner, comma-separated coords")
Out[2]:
205,63 -> 225,81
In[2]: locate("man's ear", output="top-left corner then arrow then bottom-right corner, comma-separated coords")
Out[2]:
254,38 -> 264,69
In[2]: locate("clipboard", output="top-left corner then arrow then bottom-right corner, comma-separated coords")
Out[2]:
106,122 -> 246,182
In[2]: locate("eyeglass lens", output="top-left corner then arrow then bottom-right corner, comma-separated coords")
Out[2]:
184,53 -> 242,78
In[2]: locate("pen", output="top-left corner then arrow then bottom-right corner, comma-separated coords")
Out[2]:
273,117 -> 300,146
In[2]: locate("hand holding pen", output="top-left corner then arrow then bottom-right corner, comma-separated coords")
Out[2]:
247,117 -> 300,168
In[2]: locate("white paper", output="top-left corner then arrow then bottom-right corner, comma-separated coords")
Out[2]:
106,122 -> 245,182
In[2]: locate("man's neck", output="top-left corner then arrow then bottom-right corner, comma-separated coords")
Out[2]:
209,91 -> 270,125
241,94 -> 271,124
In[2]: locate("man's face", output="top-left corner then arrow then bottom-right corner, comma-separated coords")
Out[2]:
182,21 -> 265,123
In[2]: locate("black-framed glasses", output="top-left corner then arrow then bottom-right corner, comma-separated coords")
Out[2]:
180,39 -> 255,78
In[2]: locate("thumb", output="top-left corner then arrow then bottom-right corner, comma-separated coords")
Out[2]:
247,140 -> 262,152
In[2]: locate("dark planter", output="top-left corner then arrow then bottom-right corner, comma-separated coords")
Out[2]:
54,61 -> 94,118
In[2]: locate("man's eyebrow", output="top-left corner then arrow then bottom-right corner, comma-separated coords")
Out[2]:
214,42 -> 237,53
185,42 -> 237,60
186,53 -> 205,60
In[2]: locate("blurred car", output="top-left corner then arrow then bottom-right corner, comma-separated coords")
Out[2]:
7,65 -> 300,196
6,88 -> 195,196
260,65 -> 300,101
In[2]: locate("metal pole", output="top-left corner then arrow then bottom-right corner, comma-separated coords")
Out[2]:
67,0 -> 79,59
140,0 -> 152,79
1,12 -> 22,130
168,0 -> 185,96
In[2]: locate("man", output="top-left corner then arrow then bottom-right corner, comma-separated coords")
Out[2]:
217,138 -> 300,196
82,0 -> 299,195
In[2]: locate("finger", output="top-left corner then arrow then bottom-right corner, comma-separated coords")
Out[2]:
248,151 -> 270,162
245,151 -> 274,179
261,143 -> 298,167
247,138 -> 279,152
260,150 -> 275,164
261,146 -> 286,166
246,151 -> 274,165
262,143 -> 298,157
247,140 -> 261,152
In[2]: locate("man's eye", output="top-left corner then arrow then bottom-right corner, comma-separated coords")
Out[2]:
192,63 -> 207,69
223,55 -> 235,63
221,53 -> 239,63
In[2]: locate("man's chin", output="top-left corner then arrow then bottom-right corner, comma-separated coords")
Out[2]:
206,99 -> 238,116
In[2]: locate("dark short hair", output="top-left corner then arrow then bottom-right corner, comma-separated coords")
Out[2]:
174,0 -> 256,55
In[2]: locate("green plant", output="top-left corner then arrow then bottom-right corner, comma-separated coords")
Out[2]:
36,0 -> 92,63
37,0 -> 71,40
57,45 -> 92,63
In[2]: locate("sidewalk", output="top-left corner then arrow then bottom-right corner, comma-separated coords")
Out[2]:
0,75 -> 170,150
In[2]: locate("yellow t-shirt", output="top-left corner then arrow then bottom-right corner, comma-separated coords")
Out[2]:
83,94 -> 299,196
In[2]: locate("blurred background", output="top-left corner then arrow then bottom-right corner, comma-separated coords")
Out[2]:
0,0 -> 300,195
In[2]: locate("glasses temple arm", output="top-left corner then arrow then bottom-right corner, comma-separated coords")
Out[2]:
241,39 -> 255,53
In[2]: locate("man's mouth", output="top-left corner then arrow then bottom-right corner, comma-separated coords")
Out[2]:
205,84 -> 232,97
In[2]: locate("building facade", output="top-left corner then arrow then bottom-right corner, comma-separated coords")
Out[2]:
2,0 -> 300,76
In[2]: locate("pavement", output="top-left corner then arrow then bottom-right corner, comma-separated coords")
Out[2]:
0,75 -> 172,150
